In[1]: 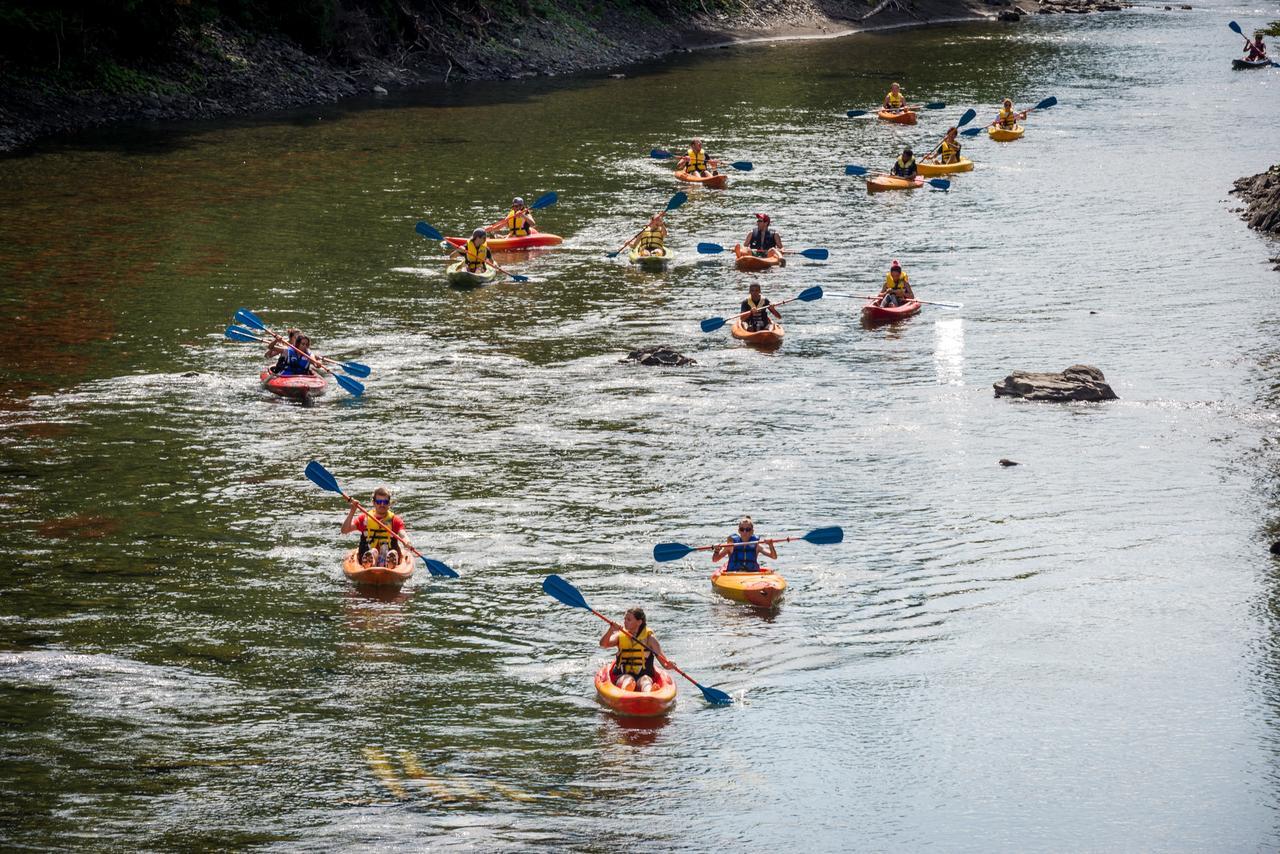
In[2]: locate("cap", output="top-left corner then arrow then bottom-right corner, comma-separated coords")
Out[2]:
755,213 -> 770,223
890,259 -> 901,269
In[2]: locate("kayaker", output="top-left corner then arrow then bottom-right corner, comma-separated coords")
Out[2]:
490,196 -> 536,237
890,148 -> 918,179
876,260 -> 915,308
931,127 -> 962,164
341,487 -> 406,568
265,327 -> 300,361
739,283 -> 782,332
676,138 -> 715,178
450,228 -> 493,273
994,99 -> 1024,129
711,516 -> 778,572
269,334 -> 317,377
627,214 -> 668,257
744,213 -> 785,264
883,82 -> 907,112
599,607 -> 674,693
1245,33 -> 1268,61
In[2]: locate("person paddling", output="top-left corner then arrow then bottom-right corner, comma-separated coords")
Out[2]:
265,327 -> 300,362
890,148 -> 918,179
993,99 -> 1025,130
676,138 -> 716,178
268,334 -> 318,377
738,283 -> 781,332
450,228 -> 493,273
711,516 -> 778,572
883,82 -> 908,113
1245,32 -> 1269,61
929,127 -> 962,165
743,213 -> 785,264
627,213 -> 668,257
599,607 -> 674,693
876,260 -> 915,308
341,487 -> 407,568
490,196 -> 536,237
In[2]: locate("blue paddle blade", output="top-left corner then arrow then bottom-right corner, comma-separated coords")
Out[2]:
415,221 -> 444,241
698,683 -> 734,706
844,165 -> 868,176
666,191 -> 688,211
700,317 -> 727,334
543,574 -> 590,610
338,360 -> 371,378
304,460 -> 341,494
803,526 -> 844,545
798,286 -> 823,302
224,325 -> 259,343
1230,20 -> 1242,34
423,558 -> 459,578
235,308 -> 267,331
846,109 -> 869,118
1035,96 -> 1058,110
730,161 -> 753,172
958,108 -> 977,127
928,179 -> 951,191
800,248 -> 829,260
507,273 -> 529,282
961,127 -> 983,137
649,148 -> 673,159
925,102 -> 945,109
530,191 -> 558,210
335,374 -> 364,397
653,542 -> 695,562
697,242 -> 726,255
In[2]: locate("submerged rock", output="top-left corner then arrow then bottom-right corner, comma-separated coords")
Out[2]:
993,364 -> 1117,402
622,346 -> 696,367
999,458 -> 1020,466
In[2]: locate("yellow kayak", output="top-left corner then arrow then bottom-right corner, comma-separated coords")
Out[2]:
711,567 -> 787,609
917,157 -> 974,176
988,125 -> 1024,142
628,246 -> 673,271
447,260 -> 503,286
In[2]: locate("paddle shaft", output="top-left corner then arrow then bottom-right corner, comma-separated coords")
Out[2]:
238,330 -> 348,375
840,293 -> 960,307
724,292 -> 809,323
678,536 -> 800,555
615,210 -> 669,255
589,607 -> 714,694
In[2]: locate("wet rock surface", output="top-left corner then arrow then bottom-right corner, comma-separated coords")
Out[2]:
622,346 -> 697,367
1231,165 -> 1280,245
993,364 -> 1118,402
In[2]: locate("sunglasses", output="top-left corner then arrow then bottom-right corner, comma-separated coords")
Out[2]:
373,498 -> 389,506
739,526 -> 753,532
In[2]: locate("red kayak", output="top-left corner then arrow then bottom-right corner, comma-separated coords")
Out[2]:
861,298 -> 921,324
443,231 -> 563,251
260,370 -> 327,400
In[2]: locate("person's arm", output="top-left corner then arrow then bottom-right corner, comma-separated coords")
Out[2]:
712,538 -> 733,561
773,233 -> 784,253
599,624 -> 620,649
769,301 -> 782,320
340,501 -> 361,534
676,155 -> 689,168
904,281 -> 915,298
524,212 -> 537,228
760,540 -> 778,560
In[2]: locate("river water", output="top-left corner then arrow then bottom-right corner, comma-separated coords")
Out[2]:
3,1 -> 1280,849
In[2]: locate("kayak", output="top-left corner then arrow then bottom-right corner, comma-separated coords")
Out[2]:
443,231 -> 563,251
917,157 -> 974,176
674,170 -> 728,189
734,244 -> 784,271
862,297 -> 922,324
867,174 -> 924,193
988,124 -> 1025,142
731,318 -> 784,349
711,567 -> 787,609
878,109 -> 917,125
446,260 -> 504,286
1233,58 -> 1272,69
342,547 -> 415,588
593,662 -> 677,717
259,370 -> 327,400
628,246 -> 674,271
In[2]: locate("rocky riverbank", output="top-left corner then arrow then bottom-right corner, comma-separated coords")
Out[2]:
0,0 -> 1128,154
1231,164 -> 1280,269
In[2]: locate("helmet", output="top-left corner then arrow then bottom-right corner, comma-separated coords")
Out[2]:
513,197 -> 525,206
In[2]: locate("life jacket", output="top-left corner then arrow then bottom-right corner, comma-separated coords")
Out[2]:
885,272 -> 910,295
638,226 -> 664,251
464,239 -> 490,272
686,148 -> 707,172
726,534 -> 761,572
505,209 -> 531,236
281,350 -> 311,375
998,108 -> 1017,128
747,228 -> 777,252
893,155 -> 917,177
615,626 -> 654,676
364,512 -> 398,551
939,138 -> 961,162
885,91 -> 905,109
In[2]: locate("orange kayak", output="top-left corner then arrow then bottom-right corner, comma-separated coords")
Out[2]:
342,547 -> 415,588
675,170 -> 728,189
878,109 -> 917,125
867,175 -> 924,193
734,244 -> 783,271
711,566 -> 788,609
594,662 -> 677,717
731,318 -> 784,349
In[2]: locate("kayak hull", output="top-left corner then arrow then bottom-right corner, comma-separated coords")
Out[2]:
878,109 -> 917,125
917,157 -> 974,176
862,298 -> 922,324
447,260 -> 503,286
259,370 -> 326,400
867,175 -> 924,193
731,319 -> 784,349
628,246 -> 673,270
674,170 -> 728,189
988,124 -> 1025,142
342,547 -> 415,588
711,567 -> 787,609
1233,58 -> 1272,69
734,244 -> 784,271
444,232 -> 562,251
594,662 -> 677,717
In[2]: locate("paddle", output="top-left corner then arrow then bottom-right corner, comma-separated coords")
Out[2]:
846,101 -> 945,118
1229,21 -> 1280,66
827,292 -> 963,308
304,460 -> 458,579
696,242 -> 829,261
653,526 -> 844,563
424,226 -> 530,281
963,96 -> 1058,135
924,108 -> 978,160
483,191 -> 559,231
648,150 -> 753,171
541,574 -> 732,706
842,165 -> 951,191
700,285 -> 823,333
231,312 -> 365,397
607,192 -> 687,258
231,311 -> 371,378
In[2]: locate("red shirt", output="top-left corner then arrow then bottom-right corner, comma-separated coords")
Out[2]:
354,514 -> 405,535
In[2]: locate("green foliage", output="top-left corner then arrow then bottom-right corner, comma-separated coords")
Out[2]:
1260,21 -> 1280,37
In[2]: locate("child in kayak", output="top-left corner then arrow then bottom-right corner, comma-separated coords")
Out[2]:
890,148 -> 918,179
341,487 -> 406,568
265,327 -> 300,361
876,260 -> 914,307
676,138 -> 716,177
627,214 -> 668,257
883,82 -> 907,112
712,516 -> 777,572
269,334 -> 317,377
599,607 -> 674,692
1245,33 -> 1269,62
490,196 -> 536,237
932,127 -> 962,164
740,283 -> 781,332
993,99 -> 1024,129
744,213 -> 785,264
449,228 -> 493,273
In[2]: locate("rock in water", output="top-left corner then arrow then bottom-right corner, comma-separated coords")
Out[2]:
621,346 -> 696,367
1231,165 -> 1280,237
999,458 -> 1019,466
993,364 -> 1117,402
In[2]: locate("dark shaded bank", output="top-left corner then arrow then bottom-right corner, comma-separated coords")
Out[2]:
1232,165 -> 1280,268
0,0 -> 1120,153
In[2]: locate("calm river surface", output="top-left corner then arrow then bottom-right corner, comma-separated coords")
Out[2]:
3,1 -> 1280,849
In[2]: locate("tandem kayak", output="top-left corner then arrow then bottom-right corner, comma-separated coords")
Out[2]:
446,260 -> 504,286
342,547 -> 415,588
628,246 -> 674,270
674,170 -> 728,189
878,109 -> 917,125
731,319 -> 784,349
862,297 -> 922,324
711,567 -> 788,609
443,231 -> 563,251
593,662 -> 677,717
917,157 -> 974,176
260,370 -> 327,400
734,244 -> 784,271
867,174 -> 924,193
988,124 -> 1025,142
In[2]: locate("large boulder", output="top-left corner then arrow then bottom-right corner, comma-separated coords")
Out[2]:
621,346 -> 696,367
993,364 -> 1117,402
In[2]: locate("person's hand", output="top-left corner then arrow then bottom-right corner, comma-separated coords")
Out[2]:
661,657 -> 675,669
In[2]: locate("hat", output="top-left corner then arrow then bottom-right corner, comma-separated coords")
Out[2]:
755,213 -> 770,223
890,259 -> 901,269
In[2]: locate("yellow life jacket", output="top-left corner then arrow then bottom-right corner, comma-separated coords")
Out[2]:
638,226 -> 664,251
746,294 -> 767,313
364,512 -> 398,550
505,209 -> 531,236
998,108 -> 1017,128
686,148 -> 707,172
616,627 -> 654,676
939,138 -> 961,162
885,91 -> 905,109
464,239 -> 489,272
885,272 -> 909,295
